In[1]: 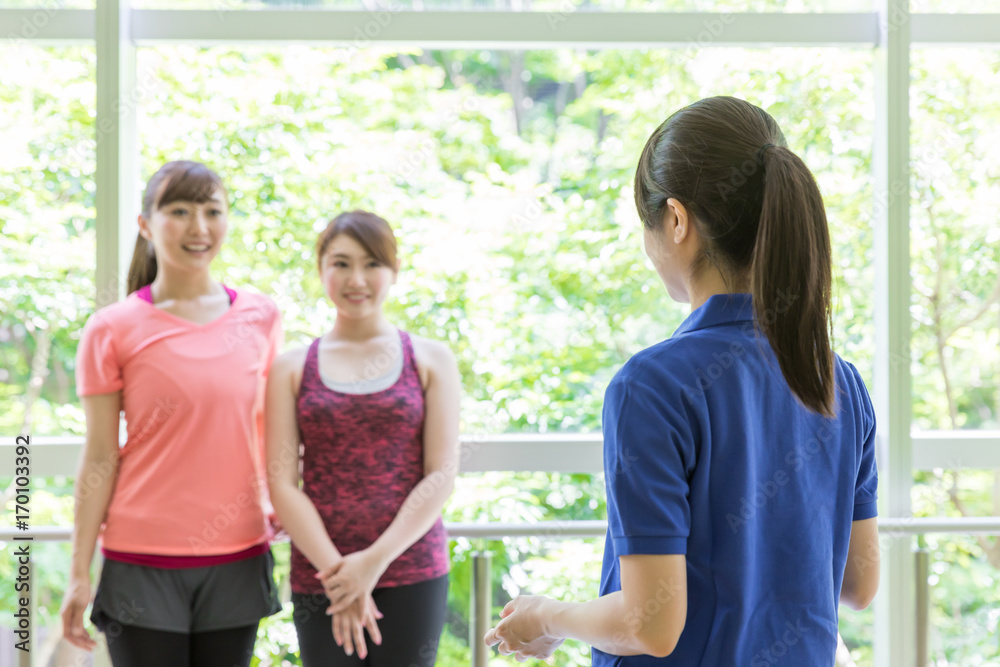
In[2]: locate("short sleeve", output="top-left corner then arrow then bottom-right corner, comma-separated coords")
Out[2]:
76,312 -> 123,396
265,302 -> 284,370
603,372 -> 696,556
254,299 -> 283,520
849,364 -> 878,521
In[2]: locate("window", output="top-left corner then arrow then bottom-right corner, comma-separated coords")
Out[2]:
0,45 -> 95,437
7,3 -> 1000,665
138,44 -> 873,433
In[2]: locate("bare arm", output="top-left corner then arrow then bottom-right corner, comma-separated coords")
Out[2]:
841,517 -> 880,610
61,392 -> 121,650
562,554 -> 687,657
486,554 -> 687,660
265,349 -> 382,658
265,349 -> 342,572
369,339 -> 461,567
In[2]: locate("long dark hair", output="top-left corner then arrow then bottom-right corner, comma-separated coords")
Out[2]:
127,161 -> 226,295
634,96 -> 834,416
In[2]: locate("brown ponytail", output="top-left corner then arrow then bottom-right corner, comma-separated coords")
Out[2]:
753,146 -> 834,416
634,96 -> 835,416
126,161 -> 226,295
127,234 -> 158,295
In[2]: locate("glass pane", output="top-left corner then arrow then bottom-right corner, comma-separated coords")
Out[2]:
914,468 -> 999,520
911,467 -> 1000,664
911,48 -> 1000,660
922,534 -> 1000,664
446,473 -> 607,666
134,0 -> 873,11
256,478 -> 609,666
0,46 -> 95,437
136,44 -> 873,434
911,47 -> 1000,431
839,605 -> 875,665
135,43 -> 876,658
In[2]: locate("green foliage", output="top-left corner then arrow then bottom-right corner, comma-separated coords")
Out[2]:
910,48 -> 1000,431
4,36 -> 1000,666
0,46 -> 95,437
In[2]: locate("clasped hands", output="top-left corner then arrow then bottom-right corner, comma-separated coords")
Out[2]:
484,595 -> 565,663
315,549 -> 386,659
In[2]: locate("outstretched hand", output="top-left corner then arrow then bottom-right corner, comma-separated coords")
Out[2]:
484,595 -> 565,662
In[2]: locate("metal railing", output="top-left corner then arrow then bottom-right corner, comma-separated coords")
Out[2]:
6,431 -> 1000,475
4,436 -> 1000,666
4,520 -> 999,667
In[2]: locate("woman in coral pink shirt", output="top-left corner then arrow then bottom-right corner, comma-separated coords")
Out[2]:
61,161 -> 282,667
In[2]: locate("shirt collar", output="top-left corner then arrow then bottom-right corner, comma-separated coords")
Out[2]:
673,293 -> 754,336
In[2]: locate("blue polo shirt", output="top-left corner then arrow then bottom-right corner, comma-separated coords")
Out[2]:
595,293 -> 878,666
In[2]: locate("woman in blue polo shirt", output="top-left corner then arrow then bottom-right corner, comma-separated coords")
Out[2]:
484,95 -> 880,665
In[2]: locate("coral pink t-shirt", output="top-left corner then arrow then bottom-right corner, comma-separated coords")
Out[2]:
75,289 -> 282,556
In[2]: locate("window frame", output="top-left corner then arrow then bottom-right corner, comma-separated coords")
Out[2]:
5,1 -> 1000,664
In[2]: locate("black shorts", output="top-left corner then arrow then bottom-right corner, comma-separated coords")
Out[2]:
90,550 -> 282,635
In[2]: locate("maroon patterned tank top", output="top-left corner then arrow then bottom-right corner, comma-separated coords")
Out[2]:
290,330 -> 450,594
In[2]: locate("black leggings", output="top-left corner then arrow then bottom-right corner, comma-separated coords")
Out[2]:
293,575 -> 449,667
105,623 -> 259,667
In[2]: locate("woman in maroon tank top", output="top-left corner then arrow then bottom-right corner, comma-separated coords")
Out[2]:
266,210 -> 461,666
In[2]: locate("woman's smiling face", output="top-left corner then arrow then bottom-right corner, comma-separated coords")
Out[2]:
140,186 -> 229,275
319,233 -> 397,317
